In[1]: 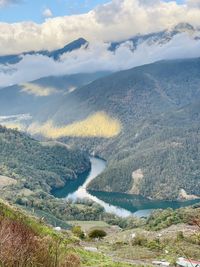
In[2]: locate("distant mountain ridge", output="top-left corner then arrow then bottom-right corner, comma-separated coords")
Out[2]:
1,23 -> 199,66
108,23 -> 198,51
0,37 -> 88,65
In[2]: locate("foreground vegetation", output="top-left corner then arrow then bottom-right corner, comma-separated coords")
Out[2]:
0,199 -> 135,267
1,197 -> 199,266
72,205 -> 200,266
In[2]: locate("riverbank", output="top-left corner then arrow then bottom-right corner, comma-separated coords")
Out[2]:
52,156 -> 200,218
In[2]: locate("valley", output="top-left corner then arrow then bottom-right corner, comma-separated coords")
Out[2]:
0,58 -> 200,207
0,58 -> 200,223
53,156 -> 200,217
0,7 -> 200,264
40,58 -> 200,201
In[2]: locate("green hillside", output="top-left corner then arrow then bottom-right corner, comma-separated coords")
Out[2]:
0,125 -> 101,224
0,199 -> 133,267
89,101 -> 200,199
0,126 -> 128,226
0,72 -> 109,125
1,58 -> 200,200
0,125 -> 90,193
50,58 -> 200,200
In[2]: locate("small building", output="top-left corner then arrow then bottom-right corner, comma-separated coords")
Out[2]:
177,257 -> 200,267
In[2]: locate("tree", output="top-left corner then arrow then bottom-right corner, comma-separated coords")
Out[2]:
88,229 -> 107,239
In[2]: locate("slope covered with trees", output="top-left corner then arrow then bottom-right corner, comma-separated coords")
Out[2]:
0,125 -> 90,207
49,58 -> 200,200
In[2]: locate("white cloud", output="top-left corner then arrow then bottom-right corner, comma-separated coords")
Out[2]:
186,0 -> 200,8
0,32 -> 200,87
0,0 -> 200,55
0,0 -> 21,7
43,8 -> 53,18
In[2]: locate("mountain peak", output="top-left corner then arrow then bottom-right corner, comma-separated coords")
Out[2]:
62,37 -> 88,49
173,22 -> 195,32
51,37 -> 88,60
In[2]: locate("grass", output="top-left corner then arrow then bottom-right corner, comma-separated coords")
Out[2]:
1,198 -> 199,266
68,221 -> 109,232
76,248 -> 133,267
0,199 -> 135,266
0,199 -> 61,239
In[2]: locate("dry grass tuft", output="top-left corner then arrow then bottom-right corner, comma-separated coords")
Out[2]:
0,218 -> 80,267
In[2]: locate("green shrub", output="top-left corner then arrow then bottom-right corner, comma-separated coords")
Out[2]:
176,231 -> 184,241
132,234 -> 147,246
88,229 -> 107,239
147,239 -> 162,251
72,226 -> 85,239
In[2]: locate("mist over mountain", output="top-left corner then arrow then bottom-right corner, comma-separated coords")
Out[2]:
0,71 -> 110,129
1,23 -> 200,87
0,38 -> 88,65
1,23 -> 196,65
108,23 -> 198,51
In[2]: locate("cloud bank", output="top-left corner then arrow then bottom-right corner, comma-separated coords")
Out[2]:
1,31 -> 200,87
187,0 -> 200,8
1,0 -> 200,55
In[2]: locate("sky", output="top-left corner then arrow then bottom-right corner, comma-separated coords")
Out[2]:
0,0 -> 185,23
1,0 -> 200,56
0,0 -> 111,23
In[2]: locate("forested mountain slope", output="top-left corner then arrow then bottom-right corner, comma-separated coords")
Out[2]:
0,71 -> 109,128
53,58 -> 200,125
0,125 -> 90,199
1,58 -> 200,200
89,101 -> 200,199
49,58 -> 200,200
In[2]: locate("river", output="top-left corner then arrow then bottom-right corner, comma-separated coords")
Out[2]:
52,157 -> 200,218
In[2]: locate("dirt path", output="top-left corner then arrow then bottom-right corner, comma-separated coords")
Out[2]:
81,241 -> 154,266
109,254 -> 154,266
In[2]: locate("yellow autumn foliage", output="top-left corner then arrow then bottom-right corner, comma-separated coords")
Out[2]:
28,112 -> 121,139
21,83 -> 58,97
2,123 -> 25,131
